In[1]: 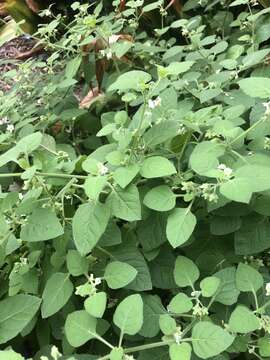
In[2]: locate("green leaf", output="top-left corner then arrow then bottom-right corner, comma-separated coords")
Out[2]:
166,208 -> 196,248
65,310 -> 97,347
235,263 -> 263,293
166,61 -> 194,75
66,250 -> 88,277
258,336 -> 270,357
169,343 -> 192,360
140,156 -> 177,179
139,295 -> 166,338
200,276 -> 221,297
174,256 -> 200,288
0,294 -> 41,344
229,305 -> 260,333
192,321 -> 234,359
104,261 -> 137,289
41,273 -> 73,318
113,294 -> 143,335
84,292 -> 107,318
220,178 -> 252,204
0,349 -> 24,360
143,185 -> 176,212
20,208 -> 64,242
214,267 -> 240,305
235,221 -> 270,255
113,164 -> 140,188
83,176 -> 107,201
108,70 -> 151,92
72,202 -> 110,255
65,56 -> 82,78
109,347 -> 124,360
168,293 -> 193,314
189,141 -> 225,177
159,314 -> 177,335
143,120 -> 180,147
238,77 -> 270,98
107,184 -> 141,221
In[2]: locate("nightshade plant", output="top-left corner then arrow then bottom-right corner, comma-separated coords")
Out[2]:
1,0 -> 270,359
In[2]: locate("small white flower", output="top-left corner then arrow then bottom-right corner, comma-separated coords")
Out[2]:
106,50 -> 113,60
223,167 -> 233,177
266,283 -> 270,296
148,97 -> 161,109
263,101 -> 270,117
0,117 -> 9,125
51,345 -> 62,360
218,164 -> 233,177
6,124 -> 15,133
218,164 -> 226,171
97,162 -> 109,175
95,277 -> 102,286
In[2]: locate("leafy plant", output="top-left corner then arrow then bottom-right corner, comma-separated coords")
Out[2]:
1,0 -> 270,359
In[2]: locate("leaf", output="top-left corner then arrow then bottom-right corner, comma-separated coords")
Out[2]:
107,184 -> 141,221
235,221 -> 270,255
229,306 -> 260,333
72,202 -> 110,255
0,349 -> 24,360
0,294 -> 41,344
84,292 -> 107,318
214,267 -> 240,305
41,273 -> 73,318
83,175 -> 107,201
219,178 -> 252,204
109,347 -> 124,360
200,276 -> 220,297
66,250 -> 88,277
235,263 -> 263,293
166,61 -> 194,75
104,261 -> 137,289
137,212 -> 167,251
238,77 -> 270,98
140,156 -> 177,178
65,56 -> 82,78
159,314 -> 177,335
174,256 -> 200,288
20,208 -> 64,242
242,49 -> 270,69
166,208 -> 196,248
79,87 -> 105,109
169,343 -> 192,360
143,185 -> 176,212
113,294 -> 143,335
113,164 -> 140,188
139,295 -> 166,338
258,336 -> 270,357
108,70 -> 151,92
192,321 -> 234,359
65,310 -> 97,347
189,141 -> 225,177
143,120 -> 180,147
168,293 -> 193,314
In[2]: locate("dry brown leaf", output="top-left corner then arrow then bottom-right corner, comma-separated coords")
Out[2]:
25,0 -> 40,13
79,87 -> 104,109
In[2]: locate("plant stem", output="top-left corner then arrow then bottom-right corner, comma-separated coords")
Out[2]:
0,172 -> 87,179
229,117 -> 265,146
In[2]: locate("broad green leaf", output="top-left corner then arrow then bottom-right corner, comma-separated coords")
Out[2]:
20,208 -> 63,242
235,263 -> 263,293
109,347 -> 124,360
166,61 -> 194,75
140,156 -> 177,178
66,250 -> 88,277
235,165 -> 270,193
72,202 -> 110,255
83,176 -> 107,201
242,49 -> 270,69
108,70 -> 151,92
235,221 -> 270,255
159,314 -> 177,335
113,164 -> 140,188
229,305 -> 260,333
220,178 -> 252,204
168,293 -> 193,314
65,310 -> 97,347
210,216 -> 241,235
65,56 -> 82,78
0,294 -> 41,344
192,321 -> 234,359
258,336 -> 270,357
143,185 -> 176,212
189,141 -> 225,176
99,221 -> 122,247
174,256 -> 200,288
84,292 -> 107,318
166,208 -> 196,248
200,276 -> 221,297
41,273 -> 73,318
104,261 -> 137,289
143,120 -> 179,147
238,77 -> 270,98
0,132 -> 42,168
169,343 -> 192,360
107,184 -> 141,221
214,267 -> 240,306
0,349 -> 24,360
139,295 -> 166,338
113,294 -> 143,335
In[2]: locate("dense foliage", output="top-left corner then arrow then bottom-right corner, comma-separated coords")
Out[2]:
1,0 -> 270,359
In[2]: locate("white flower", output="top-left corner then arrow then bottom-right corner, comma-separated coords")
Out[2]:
106,50 -> 113,60
0,117 -> 9,125
51,346 -> 62,360
263,101 -> 270,116
6,124 -> 15,133
218,163 -> 233,177
266,283 -> 270,296
97,162 -> 109,175
94,277 -> 102,286
148,97 -> 161,109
